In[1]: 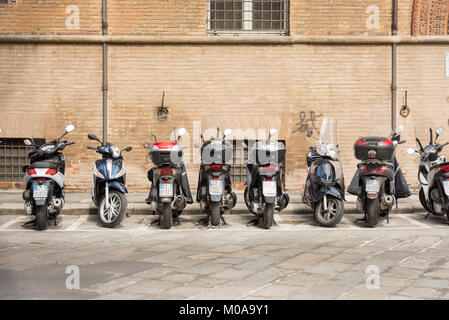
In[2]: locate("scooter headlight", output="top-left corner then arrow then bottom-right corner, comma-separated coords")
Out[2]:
111,146 -> 121,159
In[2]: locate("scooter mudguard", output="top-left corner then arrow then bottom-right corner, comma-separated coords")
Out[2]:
109,181 -> 127,194
320,186 -> 343,200
264,196 -> 276,204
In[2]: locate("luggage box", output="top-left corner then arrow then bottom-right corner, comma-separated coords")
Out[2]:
354,136 -> 394,161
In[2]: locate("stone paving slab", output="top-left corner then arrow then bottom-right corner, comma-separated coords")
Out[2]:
1,211 -> 449,300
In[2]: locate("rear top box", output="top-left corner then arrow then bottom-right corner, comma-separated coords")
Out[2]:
354,136 -> 394,161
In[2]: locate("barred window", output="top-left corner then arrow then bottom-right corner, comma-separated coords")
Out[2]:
207,0 -> 289,35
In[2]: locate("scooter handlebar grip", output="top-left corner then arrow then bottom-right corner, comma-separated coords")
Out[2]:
87,146 -> 97,150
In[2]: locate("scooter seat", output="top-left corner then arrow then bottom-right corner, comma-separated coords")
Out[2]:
30,160 -> 59,169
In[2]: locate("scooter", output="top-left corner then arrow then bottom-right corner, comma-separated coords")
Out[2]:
195,128 -> 237,227
143,128 -> 192,229
407,126 -> 449,221
87,133 -> 132,228
348,125 -> 410,227
22,125 -> 75,230
302,117 -> 345,227
244,129 -> 290,229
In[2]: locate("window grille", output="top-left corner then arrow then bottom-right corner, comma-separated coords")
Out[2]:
207,0 -> 289,35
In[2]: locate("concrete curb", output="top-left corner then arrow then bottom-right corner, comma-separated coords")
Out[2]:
0,202 -> 419,216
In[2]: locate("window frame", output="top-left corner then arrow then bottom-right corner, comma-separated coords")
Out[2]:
207,0 -> 290,36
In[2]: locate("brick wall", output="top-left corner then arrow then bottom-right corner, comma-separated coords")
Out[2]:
0,0 -> 101,35
396,45 -> 449,189
107,44 -> 391,192
0,44 -> 103,190
290,0 -> 392,36
108,0 -> 206,36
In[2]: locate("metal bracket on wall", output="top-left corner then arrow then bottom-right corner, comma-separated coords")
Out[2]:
154,91 -> 169,122
400,90 -> 410,118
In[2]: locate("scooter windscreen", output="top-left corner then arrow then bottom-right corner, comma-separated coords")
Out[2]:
316,117 -> 343,164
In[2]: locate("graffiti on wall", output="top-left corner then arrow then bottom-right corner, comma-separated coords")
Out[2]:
292,111 -> 322,134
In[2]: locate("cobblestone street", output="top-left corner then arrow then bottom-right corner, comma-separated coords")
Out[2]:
1,212 -> 449,300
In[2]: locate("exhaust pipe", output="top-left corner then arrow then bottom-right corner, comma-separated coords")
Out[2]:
172,195 -> 186,210
52,198 -> 64,210
384,195 -> 395,207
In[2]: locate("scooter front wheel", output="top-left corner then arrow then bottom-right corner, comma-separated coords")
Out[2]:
314,196 -> 344,228
34,204 -> 48,231
98,190 -> 127,228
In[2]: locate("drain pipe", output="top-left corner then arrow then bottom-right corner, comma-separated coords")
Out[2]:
391,0 -> 398,131
102,0 -> 108,144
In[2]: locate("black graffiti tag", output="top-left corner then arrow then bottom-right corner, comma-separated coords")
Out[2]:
293,111 -> 322,133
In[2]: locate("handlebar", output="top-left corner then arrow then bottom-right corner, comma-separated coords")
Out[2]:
87,146 -> 97,151
66,142 -> 75,146
441,142 -> 449,148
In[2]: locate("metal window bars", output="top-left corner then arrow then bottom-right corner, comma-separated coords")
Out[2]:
207,0 -> 289,35
231,139 -> 286,188
0,138 -> 44,182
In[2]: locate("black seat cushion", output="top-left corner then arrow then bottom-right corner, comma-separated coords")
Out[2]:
30,160 -> 59,169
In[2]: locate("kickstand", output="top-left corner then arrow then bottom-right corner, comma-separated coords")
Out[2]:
195,217 -> 210,226
220,216 -> 227,225
22,219 -> 35,227
247,216 -> 260,227
424,212 -> 430,220
149,218 -> 161,226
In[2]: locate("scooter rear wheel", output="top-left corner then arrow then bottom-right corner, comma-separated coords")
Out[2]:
210,202 -> 221,227
34,204 -> 48,231
314,196 -> 344,227
366,198 -> 379,227
262,203 -> 274,229
162,202 -> 173,229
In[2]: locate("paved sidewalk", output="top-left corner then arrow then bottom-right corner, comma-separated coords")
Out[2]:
1,211 -> 449,299
0,190 -> 421,215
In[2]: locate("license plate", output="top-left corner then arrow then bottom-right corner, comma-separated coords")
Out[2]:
209,179 -> 223,196
33,185 -> 48,198
365,179 -> 380,193
262,181 -> 277,197
443,181 -> 449,196
159,183 -> 173,197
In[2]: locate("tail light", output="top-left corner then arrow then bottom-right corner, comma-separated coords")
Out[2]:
45,169 -> 58,175
376,166 -> 388,174
441,165 -> 449,172
379,139 -> 393,146
355,139 -> 367,145
259,165 -> 279,173
27,169 -> 37,175
360,166 -> 370,174
160,167 -> 173,176
210,164 -> 223,171
265,178 -> 272,181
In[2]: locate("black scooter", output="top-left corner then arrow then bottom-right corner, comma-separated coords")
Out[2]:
244,129 -> 289,229
22,125 -> 75,230
348,125 -> 410,227
302,117 -> 345,227
196,128 -> 237,227
407,126 -> 449,221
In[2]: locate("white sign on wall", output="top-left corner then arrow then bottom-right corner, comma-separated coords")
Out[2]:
446,53 -> 449,78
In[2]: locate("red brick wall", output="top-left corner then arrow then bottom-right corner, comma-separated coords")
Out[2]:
0,0 -> 101,35
0,44 -> 103,190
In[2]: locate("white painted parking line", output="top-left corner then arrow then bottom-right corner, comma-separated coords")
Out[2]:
0,216 -> 27,230
397,214 -> 432,229
359,236 -> 381,247
64,216 -> 88,231
137,217 -> 150,231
